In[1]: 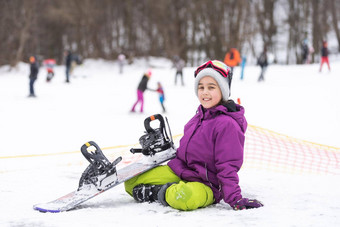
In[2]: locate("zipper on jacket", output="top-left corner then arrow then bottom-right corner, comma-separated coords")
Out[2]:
185,118 -> 203,163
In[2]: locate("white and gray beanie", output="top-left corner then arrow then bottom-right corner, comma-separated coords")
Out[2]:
194,67 -> 231,101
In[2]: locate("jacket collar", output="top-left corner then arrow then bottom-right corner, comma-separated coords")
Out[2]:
196,102 -> 246,133
197,104 -> 228,120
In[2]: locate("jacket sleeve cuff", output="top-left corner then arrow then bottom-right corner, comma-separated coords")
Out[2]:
228,195 -> 243,207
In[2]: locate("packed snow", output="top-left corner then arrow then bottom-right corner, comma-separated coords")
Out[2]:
0,57 -> 339,227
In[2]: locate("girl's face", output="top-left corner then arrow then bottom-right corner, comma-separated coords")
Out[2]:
197,76 -> 222,109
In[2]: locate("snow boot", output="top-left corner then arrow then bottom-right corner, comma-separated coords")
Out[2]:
132,183 -> 174,206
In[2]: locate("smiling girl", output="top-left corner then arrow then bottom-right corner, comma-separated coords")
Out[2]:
125,60 -> 263,211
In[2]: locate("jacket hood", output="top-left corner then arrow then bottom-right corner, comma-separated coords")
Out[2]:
197,102 -> 247,133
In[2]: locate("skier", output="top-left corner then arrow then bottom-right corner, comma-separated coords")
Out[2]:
173,56 -> 185,86
43,58 -> 56,82
257,47 -> 268,82
125,60 -> 263,211
131,69 -> 152,113
319,40 -> 331,72
223,47 -> 241,73
28,56 -> 39,97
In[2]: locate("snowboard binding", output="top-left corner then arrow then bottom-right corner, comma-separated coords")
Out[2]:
78,141 -> 122,191
130,114 -> 174,156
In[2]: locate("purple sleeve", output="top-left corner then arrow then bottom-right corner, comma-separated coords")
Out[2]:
214,119 -> 244,206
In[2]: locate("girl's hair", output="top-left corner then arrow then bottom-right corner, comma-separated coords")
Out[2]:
219,99 -> 237,112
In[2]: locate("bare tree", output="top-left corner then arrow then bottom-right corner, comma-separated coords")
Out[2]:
0,0 -> 338,67
330,0 -> 340,52
255,0 -> 277,52
311,0 -> 322,62
285,0 -> 311,64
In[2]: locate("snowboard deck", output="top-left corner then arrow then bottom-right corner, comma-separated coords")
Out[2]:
33,148 -> 176,213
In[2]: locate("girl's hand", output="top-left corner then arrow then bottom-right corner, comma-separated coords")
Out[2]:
233,198 -> 263,210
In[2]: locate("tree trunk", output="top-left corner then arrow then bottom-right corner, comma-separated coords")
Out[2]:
312,0 -> 321,62
330,0 -> 340,52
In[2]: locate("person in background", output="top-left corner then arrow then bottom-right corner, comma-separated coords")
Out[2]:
257,47 -> 268,82
28,56 -> 39,97
70,54 -> 81,78
153,82 -> 166,113
118,53 -> 126,74
173,56 -> 185,86
240,56 -> 246,80
319,40 -> 331,72
64,50 -> 72,83
301,38 -> 314,64
301,39 -> 309,64
125,60 -> 263,211
223,47 -> 241,73
131,69 -> 152,113
43,58 -> 56,82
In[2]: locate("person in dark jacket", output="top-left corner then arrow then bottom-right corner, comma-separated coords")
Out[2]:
319,41 -> 331,72
125,60 -> 263,211
131,69 -> 152,113
257,47 -> 268,82
28,56 -> 39,97
64,50 -> 72,83
301,39 -> 309,64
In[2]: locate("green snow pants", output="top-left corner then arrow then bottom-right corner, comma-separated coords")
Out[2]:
124,165 -> 214,211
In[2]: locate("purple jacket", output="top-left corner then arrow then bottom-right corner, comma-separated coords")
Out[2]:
168,103 -> 247,206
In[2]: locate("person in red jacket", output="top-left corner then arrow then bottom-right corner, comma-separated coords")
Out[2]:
224,48 -> 241,73
125,60 -> 263,211
319,41 -> 331,72
43,59 -> 56,82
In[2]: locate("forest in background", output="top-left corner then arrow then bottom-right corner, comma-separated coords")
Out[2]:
1,0 -> 340,67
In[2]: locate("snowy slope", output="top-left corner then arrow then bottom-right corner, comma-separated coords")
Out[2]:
0,58 -> 339,227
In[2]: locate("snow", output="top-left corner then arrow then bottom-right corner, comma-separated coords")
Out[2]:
0,57 -> 339,226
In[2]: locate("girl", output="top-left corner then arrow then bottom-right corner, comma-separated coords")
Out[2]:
125,60 -> 263,211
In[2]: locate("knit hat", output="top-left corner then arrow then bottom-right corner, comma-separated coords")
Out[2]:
146,68 -> 152,77
194,60 -> 232,101
29,56 -> 35,63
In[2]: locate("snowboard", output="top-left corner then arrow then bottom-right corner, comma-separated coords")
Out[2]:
33,147 -> 176,213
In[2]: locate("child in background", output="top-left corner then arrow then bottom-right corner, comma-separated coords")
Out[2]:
43,59 -> 56,82
155,82 -> 166,113
125,60 -> 263,211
